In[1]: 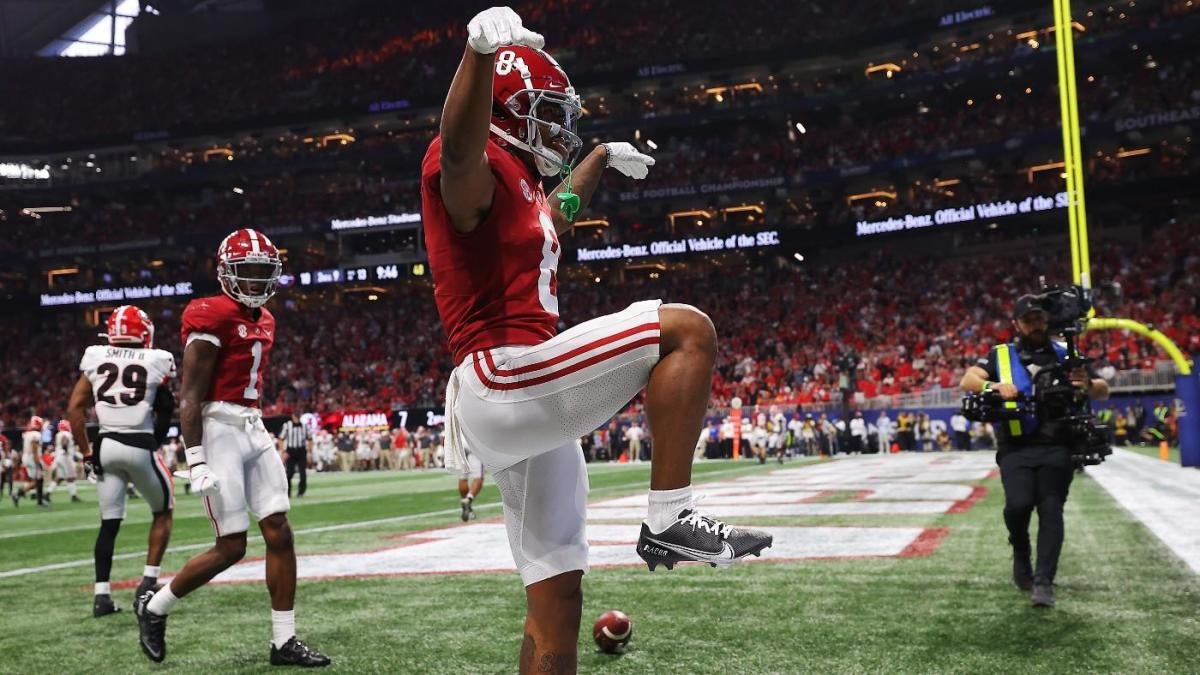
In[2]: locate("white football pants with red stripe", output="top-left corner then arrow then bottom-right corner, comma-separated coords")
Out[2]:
444,299 -> 663,586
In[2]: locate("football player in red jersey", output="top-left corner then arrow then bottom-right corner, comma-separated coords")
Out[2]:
135,229 -> 329,668
423,7 -> 772,672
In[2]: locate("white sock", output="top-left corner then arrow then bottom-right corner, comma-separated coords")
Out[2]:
146,584 -> 179,616
95,582 -> 111,595
143,565 -> 160,579
68,481 -> 77,497
646,485 -> 693,534
46,480 -> 57,494
272,609 -> 296,648
466,493 -> 474,502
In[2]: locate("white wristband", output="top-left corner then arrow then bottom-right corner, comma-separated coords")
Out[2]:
184,445 -> 207,467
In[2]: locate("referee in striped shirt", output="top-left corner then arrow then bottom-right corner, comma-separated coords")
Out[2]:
278,412 -> 312,498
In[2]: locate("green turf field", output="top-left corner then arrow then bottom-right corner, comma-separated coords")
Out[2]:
1,456 -> 1197,674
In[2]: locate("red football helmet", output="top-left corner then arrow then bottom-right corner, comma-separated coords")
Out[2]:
57,420 -> 71,433
217,228 -> 282,308
103,304 -> 154,348
488,45 -> 583,177
27,416 -> 44,432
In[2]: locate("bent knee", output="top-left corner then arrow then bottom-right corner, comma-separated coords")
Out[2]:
660,304 -> 716,356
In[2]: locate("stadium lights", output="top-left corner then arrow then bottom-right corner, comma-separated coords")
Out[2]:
47,268 -> 79,287
864,63 -> 902,78
232,187 -> 245,195
645,139 -> 658,150
21,206 -> 72,214
667,209 -> 714,231
1026,161 -> 1066,183
320,132 -> 356,147
1116,147 -> 1151,158
793,253 -> 805,262
846,190 -> 897,206
722,204 -> 765,216
203,147 -> 234,162
794,121 -> 807,134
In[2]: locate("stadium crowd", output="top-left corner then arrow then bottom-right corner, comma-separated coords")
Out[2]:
2,213 -> 1195,432
0,0 -> 1060,142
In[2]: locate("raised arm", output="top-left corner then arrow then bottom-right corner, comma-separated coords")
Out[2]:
439,7 -> 544,234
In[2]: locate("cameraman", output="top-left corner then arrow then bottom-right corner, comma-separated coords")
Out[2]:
959,296 -> 1108,608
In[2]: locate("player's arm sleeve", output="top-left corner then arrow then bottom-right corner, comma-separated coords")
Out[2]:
152,387 -> 175,445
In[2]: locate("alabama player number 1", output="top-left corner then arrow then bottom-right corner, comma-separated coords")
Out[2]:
243,341 -> 263,400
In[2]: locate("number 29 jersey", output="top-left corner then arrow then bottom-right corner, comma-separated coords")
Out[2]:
181,294 -> 275,408
79,345 -> 177,434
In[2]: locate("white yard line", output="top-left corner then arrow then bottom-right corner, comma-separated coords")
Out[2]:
1087,448 -> 1200,575
0,462 -> 769,579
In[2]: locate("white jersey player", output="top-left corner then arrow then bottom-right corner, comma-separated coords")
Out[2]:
13,416 -> 48,507
67,305 -> 177,618
46,420 -> 81,502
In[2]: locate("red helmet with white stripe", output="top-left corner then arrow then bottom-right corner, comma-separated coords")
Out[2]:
104,304 -> 155,348
217,228 -> 282,308
489,45 -> 583,177
27,416 -> 44,432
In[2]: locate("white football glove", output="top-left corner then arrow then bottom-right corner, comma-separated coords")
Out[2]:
184,446 -> 220,497
601,142 -> 656,180
467,6 -> 545,54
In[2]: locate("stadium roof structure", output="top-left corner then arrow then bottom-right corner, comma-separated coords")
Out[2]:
0,0 -> 257,57
0,0 -> 111,56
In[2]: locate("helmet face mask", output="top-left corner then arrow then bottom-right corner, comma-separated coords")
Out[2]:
217,229 -> 282,308
488,46 -> 583,178
218,259 -> 281,308
510,88 -> 583,176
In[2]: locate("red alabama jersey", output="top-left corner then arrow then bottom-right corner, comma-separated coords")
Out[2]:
180,294 -> 276,408
421,136 -> 561,364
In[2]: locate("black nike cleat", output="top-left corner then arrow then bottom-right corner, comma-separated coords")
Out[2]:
93,594 -> 120,618
270,637 -> 331,667
136,580 -> 162,603
637,509 -> 772,571
135,589 -> 167,663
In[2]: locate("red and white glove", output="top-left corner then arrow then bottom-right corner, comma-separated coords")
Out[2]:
467,6 -> 545,54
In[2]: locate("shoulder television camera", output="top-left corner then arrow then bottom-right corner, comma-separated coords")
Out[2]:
962,282 -> 1112,469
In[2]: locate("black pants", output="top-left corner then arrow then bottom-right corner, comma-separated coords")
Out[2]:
997,444 -> 1074,582
285,448 -> 308,497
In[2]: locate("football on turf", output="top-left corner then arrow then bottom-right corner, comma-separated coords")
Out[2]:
593,610 -> 632,654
